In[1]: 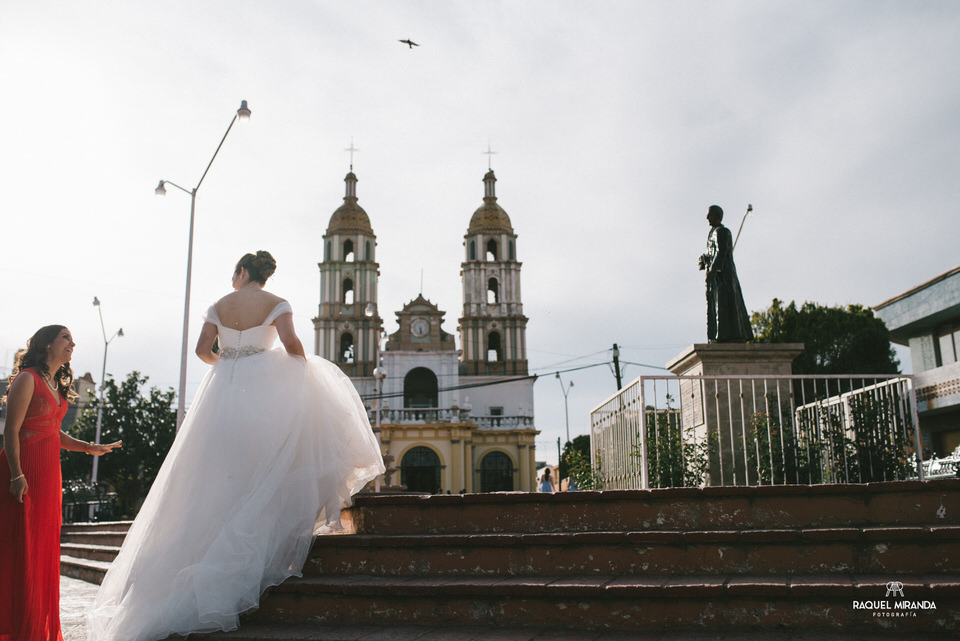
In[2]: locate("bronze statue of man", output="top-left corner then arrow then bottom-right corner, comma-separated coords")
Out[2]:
698,205 -> 753,342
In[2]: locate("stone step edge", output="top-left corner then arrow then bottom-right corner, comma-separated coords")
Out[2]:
351,479 -> 960,507
266,573 -> 960,599
61,542 -> 119,553
308,526 -> 960,548
203,622 -> 942,641
61,520 -> 133,531
60,554 -> 111,571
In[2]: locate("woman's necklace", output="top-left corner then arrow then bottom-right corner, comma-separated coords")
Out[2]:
43,373 -> 58,392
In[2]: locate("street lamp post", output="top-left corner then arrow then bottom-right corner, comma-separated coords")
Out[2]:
555,373 -> 574,444
156,100 -> 251,430
365,303 -> 386,492
91,297 -> 123,519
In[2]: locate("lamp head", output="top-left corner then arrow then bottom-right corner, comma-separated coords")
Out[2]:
237,100 -> 251,121
747,204 -> 753,213
155,180 -> 167,196
93,296 -> 101,307
117,328 -> 125,338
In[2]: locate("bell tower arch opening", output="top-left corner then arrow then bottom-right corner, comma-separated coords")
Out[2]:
339,332 -> 354,363
487,277 -> 499,304
486,238 -> 498,261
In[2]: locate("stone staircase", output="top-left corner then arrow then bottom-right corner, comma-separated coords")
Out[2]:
61,480 -> 960,637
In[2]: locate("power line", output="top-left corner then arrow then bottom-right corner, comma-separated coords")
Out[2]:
358,361 -> 613,402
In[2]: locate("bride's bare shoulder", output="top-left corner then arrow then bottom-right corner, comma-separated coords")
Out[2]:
212,292 -> 238,314
263,291 -> 285,306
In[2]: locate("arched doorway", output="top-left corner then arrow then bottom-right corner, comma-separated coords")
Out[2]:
479,451 -> 514,492
404,367 -> 438,408
401,446 -> 442,494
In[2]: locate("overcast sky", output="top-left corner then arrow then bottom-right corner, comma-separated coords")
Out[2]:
3,1 -> 958,465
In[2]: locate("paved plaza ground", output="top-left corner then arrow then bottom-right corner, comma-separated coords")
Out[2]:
61,575 -> 100,641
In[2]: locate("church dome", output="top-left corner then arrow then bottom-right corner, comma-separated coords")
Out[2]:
467,170 -> 513,235
326,172 -> 374,236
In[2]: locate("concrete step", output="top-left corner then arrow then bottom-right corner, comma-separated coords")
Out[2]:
348,480 -> 960,535
60,554 -> 110,584
60,530 -> 128,547
60,541 -> 121,563
243,573 -> 958,632
61,520 -> 133,535
304,526 -> 960,577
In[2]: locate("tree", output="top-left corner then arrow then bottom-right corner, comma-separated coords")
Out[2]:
560,434 -> 598,490
63,371 -> 176,517
751,299 -> 900,376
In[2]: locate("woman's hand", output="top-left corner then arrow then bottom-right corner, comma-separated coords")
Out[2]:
87,441 -> 122,456
9,476 -> 27,503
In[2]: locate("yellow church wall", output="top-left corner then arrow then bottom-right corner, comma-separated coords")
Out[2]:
381,423 -> 538,493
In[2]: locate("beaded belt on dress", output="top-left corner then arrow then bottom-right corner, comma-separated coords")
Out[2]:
219,346 -> 266,359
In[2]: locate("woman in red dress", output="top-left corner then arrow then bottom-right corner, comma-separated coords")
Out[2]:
1,325 -> 120,641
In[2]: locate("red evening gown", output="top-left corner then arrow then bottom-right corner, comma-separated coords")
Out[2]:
0,369 -> 68,641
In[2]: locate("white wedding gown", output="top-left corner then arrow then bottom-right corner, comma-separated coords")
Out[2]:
87,301 -> 384,641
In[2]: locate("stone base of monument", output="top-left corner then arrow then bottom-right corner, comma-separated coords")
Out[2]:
666,343 -> 804,486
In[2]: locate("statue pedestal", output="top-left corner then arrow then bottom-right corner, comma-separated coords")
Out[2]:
666,343 -> 804,486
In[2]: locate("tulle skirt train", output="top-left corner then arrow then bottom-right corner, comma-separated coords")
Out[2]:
87,350 -> 384,641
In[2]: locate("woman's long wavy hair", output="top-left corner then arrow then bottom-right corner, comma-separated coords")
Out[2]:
5,325 -> 78,403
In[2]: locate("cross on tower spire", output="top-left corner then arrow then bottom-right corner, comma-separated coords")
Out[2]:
345,139 -> 360,171
482,143 -> 496,170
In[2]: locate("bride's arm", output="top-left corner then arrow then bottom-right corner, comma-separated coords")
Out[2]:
275,313 -> 306,359
195,322 -> 221,365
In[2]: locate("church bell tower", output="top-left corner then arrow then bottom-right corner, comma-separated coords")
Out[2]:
313,171 -> 382,377
459,170 -> 528,376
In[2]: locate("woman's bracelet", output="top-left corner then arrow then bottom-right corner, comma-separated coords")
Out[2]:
83,442 -> 92,454
10,474 -> 25,483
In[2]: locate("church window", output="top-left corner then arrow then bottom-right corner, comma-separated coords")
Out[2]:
487,331 -> 502,362
486,239 -> 498,261
365,241 -> 372,261
509,240 -> 515,260
480,451 -> 514,492
339,333 -> 354,363
325,241 -> 331,261
404,367 -> 439,408
487,278 -> 499,304
469,240 -> 476,260
343,239 -> 355,262
343,278 -> 354,305
401,446 -> 442,494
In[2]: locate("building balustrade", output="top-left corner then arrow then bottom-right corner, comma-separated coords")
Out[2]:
366,406 -> 534,429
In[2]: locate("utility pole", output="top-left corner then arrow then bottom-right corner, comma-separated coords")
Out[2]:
612,343 -> 623,390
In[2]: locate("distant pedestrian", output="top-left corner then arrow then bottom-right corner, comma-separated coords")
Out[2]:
566,477 -> 579,492
539,467 -> 557,493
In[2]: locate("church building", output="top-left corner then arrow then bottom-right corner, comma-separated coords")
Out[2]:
313,168 -> 538,493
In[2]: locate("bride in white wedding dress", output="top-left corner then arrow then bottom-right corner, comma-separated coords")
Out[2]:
87,251 -> 385,641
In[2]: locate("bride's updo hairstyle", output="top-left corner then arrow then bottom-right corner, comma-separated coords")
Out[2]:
235,250 -> 277,285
